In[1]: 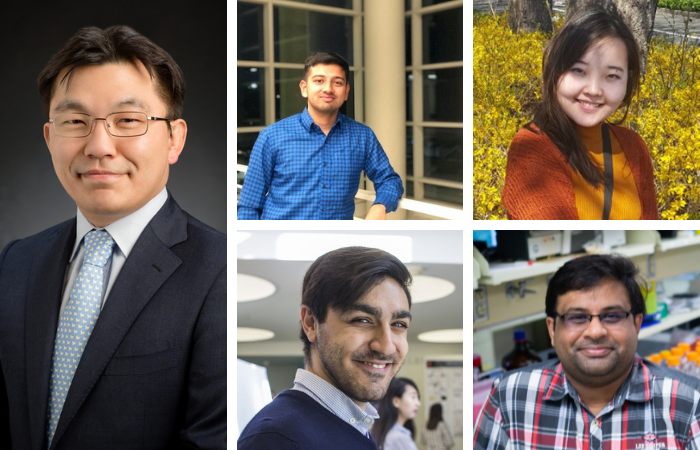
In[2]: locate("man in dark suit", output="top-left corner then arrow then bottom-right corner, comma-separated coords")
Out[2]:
0,25 -> 225,450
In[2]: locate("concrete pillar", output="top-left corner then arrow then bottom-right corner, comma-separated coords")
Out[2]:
364,0 -> 406,219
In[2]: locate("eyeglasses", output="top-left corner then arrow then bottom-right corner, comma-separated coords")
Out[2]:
553,311 -> 633,330
49,112 -> 171,138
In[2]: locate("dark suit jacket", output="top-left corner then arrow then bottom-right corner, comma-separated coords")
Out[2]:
0,195 -> 226,450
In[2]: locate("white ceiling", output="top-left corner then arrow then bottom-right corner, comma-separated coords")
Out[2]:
237,230 -> 464,345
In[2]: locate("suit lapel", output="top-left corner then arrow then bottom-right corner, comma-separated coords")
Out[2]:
49,197 -> 187,449
24,220 -> 76,450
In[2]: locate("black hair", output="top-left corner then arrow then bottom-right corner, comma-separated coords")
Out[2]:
371,377 -> 419,448
300,246 -> 412,364
38,25 -> 186,120
303,52 -> 350,82
426,403 -> 444,430
545,254 -> 646,326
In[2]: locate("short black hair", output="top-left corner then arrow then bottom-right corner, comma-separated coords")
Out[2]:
300,246 -> 412,363
303,52 -> 350,83
38,25 -> 186,120
545,254 -> 646,320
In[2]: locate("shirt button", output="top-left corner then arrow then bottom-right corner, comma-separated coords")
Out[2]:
349,418 -> 356,424
363,418 -> 371,424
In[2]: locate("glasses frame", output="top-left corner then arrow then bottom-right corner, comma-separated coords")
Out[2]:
553,310 -> 634,331
48,111 -> 172,138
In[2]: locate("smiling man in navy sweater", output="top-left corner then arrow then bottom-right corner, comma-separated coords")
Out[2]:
238,247 -> 413,449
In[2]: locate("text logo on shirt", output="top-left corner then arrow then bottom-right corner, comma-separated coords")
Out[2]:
635,433 -> 664,449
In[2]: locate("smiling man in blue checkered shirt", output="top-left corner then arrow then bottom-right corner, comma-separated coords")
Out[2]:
237,52 -> 404,220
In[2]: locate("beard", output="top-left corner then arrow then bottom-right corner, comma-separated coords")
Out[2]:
315,329 -> 402,403
557,337 -> 636,388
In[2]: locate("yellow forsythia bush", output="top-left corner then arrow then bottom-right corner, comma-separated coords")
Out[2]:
473,13 -> 700,220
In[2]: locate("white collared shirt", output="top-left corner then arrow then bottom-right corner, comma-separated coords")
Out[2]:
58,188 -> 168,321
291,368 -> 379,438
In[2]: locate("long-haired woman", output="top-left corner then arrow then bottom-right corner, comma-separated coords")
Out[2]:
502,8 -> 658,219
371,377 -> 421,450
421,403 -> 454,450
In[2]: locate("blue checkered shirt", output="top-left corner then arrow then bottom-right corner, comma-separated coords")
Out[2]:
237,108 -> 404,220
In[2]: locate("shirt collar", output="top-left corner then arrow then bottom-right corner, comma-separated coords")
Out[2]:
292,369 -> 379,433
544,354 -> 646,406
299,107 -> 344,132
70,187 -> 168,262
391,422 -> 412,436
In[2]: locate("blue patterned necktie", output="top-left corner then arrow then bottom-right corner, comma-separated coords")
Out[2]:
47,229 -> 115,447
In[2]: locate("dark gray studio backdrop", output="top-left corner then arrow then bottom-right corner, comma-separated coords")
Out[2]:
0,1 -> 226,250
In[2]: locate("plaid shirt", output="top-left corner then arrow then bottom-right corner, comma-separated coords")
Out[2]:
474,355 -> 700,450
237,108 -> 403,220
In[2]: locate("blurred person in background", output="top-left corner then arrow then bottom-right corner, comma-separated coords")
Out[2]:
421,403 -> 454,450
371,377 -> 421,450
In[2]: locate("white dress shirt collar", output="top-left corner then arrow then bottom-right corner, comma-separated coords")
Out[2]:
70,187 -> 168,261
292,368 -> 379,437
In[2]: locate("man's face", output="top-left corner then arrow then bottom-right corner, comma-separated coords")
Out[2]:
299,63 -> 350,116
307,278 -> 410,406
44,62 -> 186,227
546,279 -> 643,388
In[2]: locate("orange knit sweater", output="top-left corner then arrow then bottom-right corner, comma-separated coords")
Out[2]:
502,123 -> 659,220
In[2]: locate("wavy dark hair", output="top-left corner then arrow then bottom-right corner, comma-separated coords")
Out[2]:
371,377 -> 419,449
533,7 -> 641,188
426,403 -> 444,430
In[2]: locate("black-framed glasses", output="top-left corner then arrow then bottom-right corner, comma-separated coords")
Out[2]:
553,310 -> 633,330
49,111 -> 171,138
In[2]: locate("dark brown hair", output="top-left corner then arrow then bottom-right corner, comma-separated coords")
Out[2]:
303,52 -> 350,83
371,377 -> 419,448
533,8 -> 641,187
299,246 -> 412,364
426,403 -> 444,430
38,25 -> 186,119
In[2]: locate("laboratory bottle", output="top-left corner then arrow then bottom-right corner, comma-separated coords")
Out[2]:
668,356 -> 682,374
501,330 -> 542,371
659,350 -> 672,367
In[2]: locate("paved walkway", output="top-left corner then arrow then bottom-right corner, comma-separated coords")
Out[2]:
473,0 -> 700,43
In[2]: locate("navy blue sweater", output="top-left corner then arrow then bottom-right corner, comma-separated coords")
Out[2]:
238,390 -> 379,450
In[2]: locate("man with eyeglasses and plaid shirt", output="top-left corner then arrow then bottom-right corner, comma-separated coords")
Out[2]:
474,254 -> 700,450
0,26 -> 225,450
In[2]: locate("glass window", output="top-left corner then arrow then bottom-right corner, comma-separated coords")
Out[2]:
422,7 -> 463,64
406,126 -> 414,176
275,68 -> 307,121
406,0 -> 411,10
285,0 -> 352,8
274,7 -> 354,65
275,69 -> 355,120
422,0 -> 458,6
238,3 -> 264,61
425,184 -> 463,205
238,132 -> 260,187
423,68 -> 462,122
406,72 -> 413,121
405,17 -> 412,67
407,180 -> 414,197
424,127 -> 462,182
238,67 -> 265,127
